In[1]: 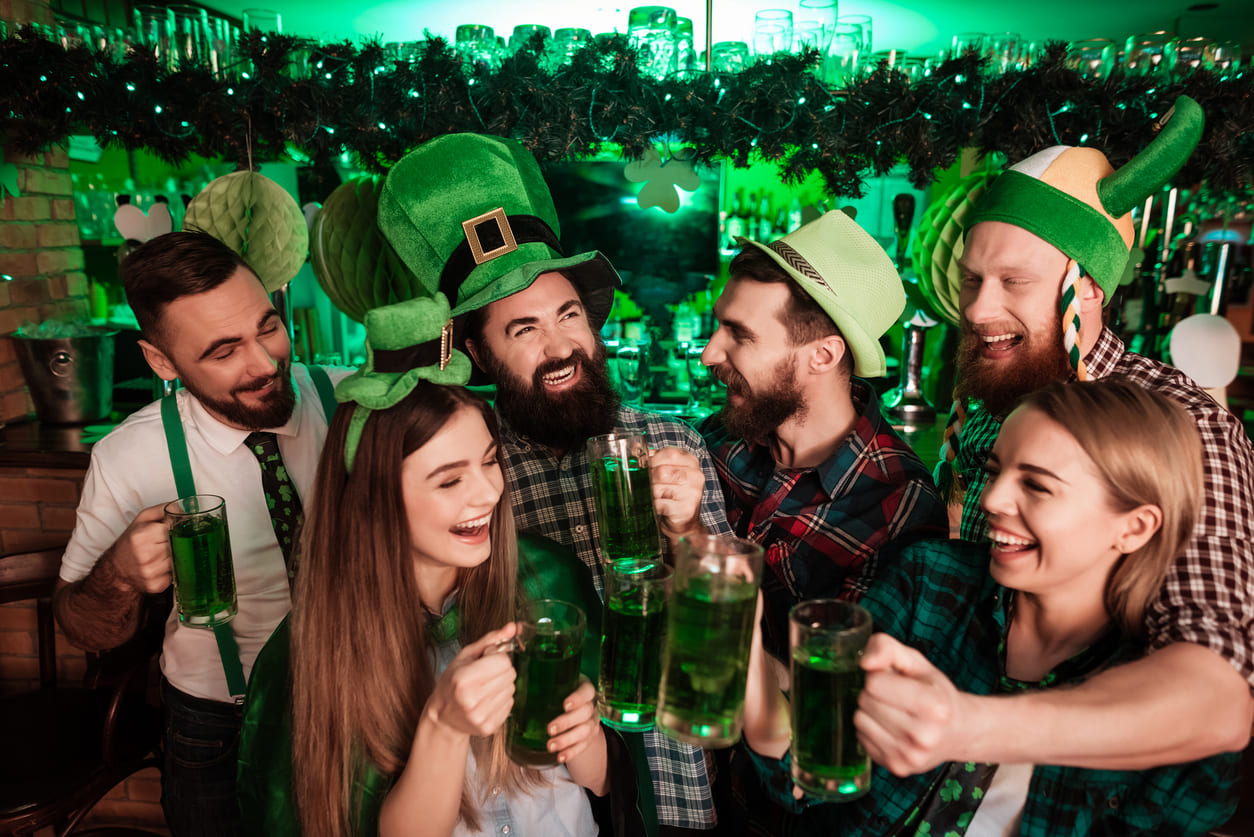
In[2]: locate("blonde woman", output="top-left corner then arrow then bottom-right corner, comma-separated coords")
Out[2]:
740,379 -> 1240,836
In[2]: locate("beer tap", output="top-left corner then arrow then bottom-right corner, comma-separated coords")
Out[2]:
884,193 -> 937,427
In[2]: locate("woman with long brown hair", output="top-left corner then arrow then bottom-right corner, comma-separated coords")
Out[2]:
238,295 -> 614,835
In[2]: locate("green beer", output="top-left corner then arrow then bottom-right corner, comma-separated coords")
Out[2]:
507,600 -> 586,766
791,650 -> 871,800
591,455 -> 661,563
598,562 -> 671,730
165,495 -> 237,628
657,573 -> 757,746
788,599 -> 872,801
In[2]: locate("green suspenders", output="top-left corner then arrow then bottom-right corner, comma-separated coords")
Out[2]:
160,364 -> 337,701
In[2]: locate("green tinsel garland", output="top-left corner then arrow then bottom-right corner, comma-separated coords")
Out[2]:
2,28 -> 1251,197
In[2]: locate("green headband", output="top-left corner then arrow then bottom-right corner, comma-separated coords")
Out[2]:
335,293 -> 473,469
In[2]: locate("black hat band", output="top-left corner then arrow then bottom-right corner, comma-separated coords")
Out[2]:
438,213 -> 566,303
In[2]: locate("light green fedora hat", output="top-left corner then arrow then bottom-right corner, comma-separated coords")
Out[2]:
736,210 -> 906,378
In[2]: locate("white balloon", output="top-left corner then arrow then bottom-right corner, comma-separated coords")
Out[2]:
1169,314 -> 1241,388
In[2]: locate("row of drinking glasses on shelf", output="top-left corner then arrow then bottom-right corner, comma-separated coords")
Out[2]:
612,339 -> 716,416
12,9 -> 1247,86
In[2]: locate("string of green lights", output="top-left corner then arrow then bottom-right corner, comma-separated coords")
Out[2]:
2,29 -> 1251,197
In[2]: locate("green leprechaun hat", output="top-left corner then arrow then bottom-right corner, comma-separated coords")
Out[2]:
335,292 -> 472,468
735,209 -> 905,378
966,95 -> 1205,303
377,134 -> 619,329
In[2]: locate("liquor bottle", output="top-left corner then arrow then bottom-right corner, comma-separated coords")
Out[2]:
745,191 -> 760,241
725,189 -> 747,250
787,197 -> 803,232
757,193 -> 774,240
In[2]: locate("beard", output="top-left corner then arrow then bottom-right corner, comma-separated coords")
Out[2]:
180,358 -> 297,430
955,312 -> 1073,418
482,342 -> 621,452
711,356 -> 806,443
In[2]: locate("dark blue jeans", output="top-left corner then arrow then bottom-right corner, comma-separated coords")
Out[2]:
161,679 -> 245,837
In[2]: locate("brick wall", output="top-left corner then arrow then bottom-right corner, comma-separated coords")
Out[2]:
0,141 -> 92,423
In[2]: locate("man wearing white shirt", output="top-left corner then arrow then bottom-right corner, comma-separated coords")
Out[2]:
53,231 -> 345,836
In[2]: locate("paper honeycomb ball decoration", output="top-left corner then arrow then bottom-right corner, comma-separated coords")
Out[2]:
309,176 -> 425,323
183,171 -> 308,292
911,168 -> 999,326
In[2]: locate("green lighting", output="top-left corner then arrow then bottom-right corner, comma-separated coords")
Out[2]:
1079,133 -> 1089,143
40,74 -> 47,82
227,87 -> 235,95
377,121 -> 386,129
126,83 -> 135,91
325,126 -> 335,134
798,96 -> 806,104
76,92 -> 84,100
955,74 -> 965,83
155,105 -> 162,113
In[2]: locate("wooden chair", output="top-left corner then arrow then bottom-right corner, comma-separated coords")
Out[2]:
0,548 -> 166,836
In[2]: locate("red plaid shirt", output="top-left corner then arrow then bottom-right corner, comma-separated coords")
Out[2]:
957,327 -> 1254,684
702,380 -> 947,660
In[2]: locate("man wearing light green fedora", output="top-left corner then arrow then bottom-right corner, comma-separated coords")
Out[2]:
860,96 -> 1254,785
697,210 -> 948,835
378,133 -> 734,836
701,209 -> 948,666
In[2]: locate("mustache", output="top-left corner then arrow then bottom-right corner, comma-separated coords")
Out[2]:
234,361 -> 289,394
710,363 -> 746,394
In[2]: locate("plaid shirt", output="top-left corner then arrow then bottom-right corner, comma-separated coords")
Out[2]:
742,539 -> 1240,836
702,379 -> 947,661
498,405 -> 732,831
956,327 -> 1254,685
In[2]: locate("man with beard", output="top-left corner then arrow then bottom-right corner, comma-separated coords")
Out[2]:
377,134 -> 733,836
857,96 -> 1254,791
53,231 -> 345,836
699,209 -> 947,666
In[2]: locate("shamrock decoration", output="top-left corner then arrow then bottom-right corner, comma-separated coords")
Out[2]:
0,162 -> 20,203
624,146 -> 700,213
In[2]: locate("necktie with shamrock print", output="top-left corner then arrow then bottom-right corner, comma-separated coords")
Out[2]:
245,431 -> 302,590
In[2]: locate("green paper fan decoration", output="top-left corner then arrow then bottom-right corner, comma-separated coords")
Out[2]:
183,171 -> 308,292
911,169 -> 999,326
310,176 -> 425,323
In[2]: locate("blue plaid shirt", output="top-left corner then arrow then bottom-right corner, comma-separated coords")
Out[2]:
498,405 -> 733,831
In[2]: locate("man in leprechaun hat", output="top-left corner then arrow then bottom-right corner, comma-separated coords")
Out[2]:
860,96 -> 1254,780
378,133 -> 734,835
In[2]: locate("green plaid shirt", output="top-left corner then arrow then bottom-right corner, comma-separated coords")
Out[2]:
741,539 -> 1239,836
498,405 -> 733,831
